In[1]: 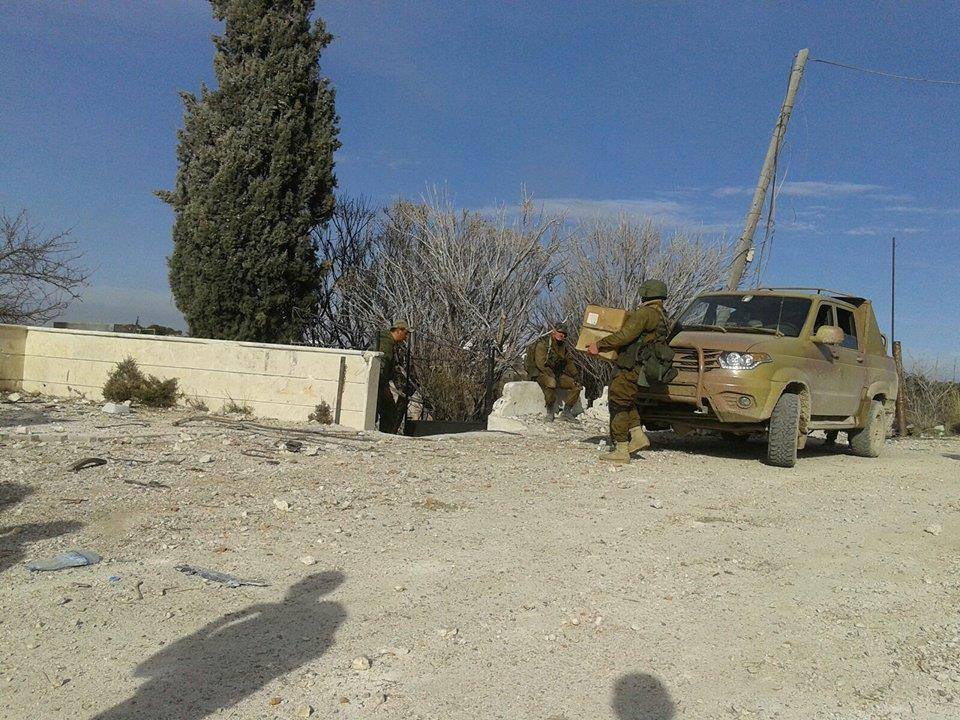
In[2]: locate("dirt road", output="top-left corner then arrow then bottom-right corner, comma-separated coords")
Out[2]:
1,400 -> 958,719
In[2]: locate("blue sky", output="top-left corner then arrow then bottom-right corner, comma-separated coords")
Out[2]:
1,1 -> 957,367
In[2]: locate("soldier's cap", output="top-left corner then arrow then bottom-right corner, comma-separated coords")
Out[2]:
638,279 -> 668,299
390,320 -> 410,331
551,322 -> 569,334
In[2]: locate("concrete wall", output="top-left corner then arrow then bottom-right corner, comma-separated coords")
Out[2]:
0,324 -> 381,430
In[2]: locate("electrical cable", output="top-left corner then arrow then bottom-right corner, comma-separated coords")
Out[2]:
810,58 -> 960,86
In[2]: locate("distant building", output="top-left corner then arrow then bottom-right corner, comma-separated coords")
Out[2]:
52,321 -> 184,337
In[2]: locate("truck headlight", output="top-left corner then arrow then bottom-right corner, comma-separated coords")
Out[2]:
718,352 -> 771,370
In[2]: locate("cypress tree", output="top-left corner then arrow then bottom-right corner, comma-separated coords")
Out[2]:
159,0 -> 339,342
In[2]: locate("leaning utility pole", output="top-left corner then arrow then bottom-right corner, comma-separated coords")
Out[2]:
726,48 -> 810,290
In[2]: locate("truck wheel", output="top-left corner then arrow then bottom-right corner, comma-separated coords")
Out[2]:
849,399 -> 886,458
767,392 -> 800,468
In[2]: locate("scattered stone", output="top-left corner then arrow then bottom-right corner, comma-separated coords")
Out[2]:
295,703 -> 314,718
304,445 -> 320,456
273,498 -> 292,512
268,696 -> 282,706
101,401 -> 132,415
7,393 -> 22,403
197,454 -> 214,464
351,655 -> 372,671
924,524 -> 943,536
299,555 -> 317,566
649,500 -> 664,509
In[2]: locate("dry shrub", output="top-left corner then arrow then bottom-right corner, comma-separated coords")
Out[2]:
102,357 -> 179,407
221,398 -> 253,416
905,358 -> 960,434
309,400 -> 333,424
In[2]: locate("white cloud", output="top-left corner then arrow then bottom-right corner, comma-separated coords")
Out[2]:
844,226 -> 926,237
714,181 -> 886,199
477,197 -> 733,233
883,205 -> 960,215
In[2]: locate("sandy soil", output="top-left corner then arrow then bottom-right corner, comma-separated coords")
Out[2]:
1,397 -> 958,720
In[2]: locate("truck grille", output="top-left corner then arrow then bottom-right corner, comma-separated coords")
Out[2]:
672,348 -> 721,373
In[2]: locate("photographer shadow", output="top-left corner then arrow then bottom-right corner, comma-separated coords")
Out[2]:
93,571 -> 346,720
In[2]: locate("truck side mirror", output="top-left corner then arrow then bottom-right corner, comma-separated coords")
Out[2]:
813,325 -> 844,345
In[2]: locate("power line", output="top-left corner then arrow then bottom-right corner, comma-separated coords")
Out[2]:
810,57 -> 960,86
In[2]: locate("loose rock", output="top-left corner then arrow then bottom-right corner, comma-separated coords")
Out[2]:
351,655 -> 372,671
924,524 -> 942,536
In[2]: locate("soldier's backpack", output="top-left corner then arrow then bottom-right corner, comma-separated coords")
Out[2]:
617,307 -> 677,388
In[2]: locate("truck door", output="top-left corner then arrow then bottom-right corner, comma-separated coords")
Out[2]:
808,302 -> 847,416
833,306 -> 868,417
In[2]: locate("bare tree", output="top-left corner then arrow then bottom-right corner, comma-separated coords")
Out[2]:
303,196 -> 380,349
548,215 -> 731,394
0,210 -> 88,325
342,191 -> 565,420
904,357 -> 960,434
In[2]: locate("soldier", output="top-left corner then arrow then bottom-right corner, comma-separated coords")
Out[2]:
525,322 -> 582,422
371,320 -> 410,434
588,279 -> 673,463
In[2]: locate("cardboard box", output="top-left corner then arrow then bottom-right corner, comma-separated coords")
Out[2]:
575,304 -> 629,362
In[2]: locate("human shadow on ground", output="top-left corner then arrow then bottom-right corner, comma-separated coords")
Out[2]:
0,406 -> 60,428
92,571 -> 346,720
0,481 -> 84,574
613,673 -> 676,719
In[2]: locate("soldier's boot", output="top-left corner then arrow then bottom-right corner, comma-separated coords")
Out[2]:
559,406 -> 576,422
628,427 -> 651,453
599,441 -> 630,464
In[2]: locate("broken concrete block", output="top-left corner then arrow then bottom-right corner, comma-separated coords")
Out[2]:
101,401 -> 132,415
582,386 -> 609,421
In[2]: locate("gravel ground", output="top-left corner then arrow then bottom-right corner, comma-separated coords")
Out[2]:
0,397 -> 958,720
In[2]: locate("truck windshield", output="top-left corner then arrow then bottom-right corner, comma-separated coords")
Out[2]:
677,295 -> 812,338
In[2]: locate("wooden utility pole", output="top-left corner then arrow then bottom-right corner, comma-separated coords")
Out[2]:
893,340 -> 908,436
726,48 -> 810,290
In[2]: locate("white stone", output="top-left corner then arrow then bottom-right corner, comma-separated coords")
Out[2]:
299,555 -> 317,566
583,386 -> 609,421
197,454 -> 214,464
351,655 -> 371,670
924,524 -> 942,536
6,393 -> 22,403
101,402 -> 131,415
273,498 -> 292,512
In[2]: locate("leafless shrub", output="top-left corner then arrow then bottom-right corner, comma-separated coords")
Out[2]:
0,210 -> 88,324
547,215 -> 731,394
904,358 -> 960,434
340,191 -> 565,420
304,197 -> 380,349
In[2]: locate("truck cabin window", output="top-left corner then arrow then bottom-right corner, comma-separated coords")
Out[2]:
677,295 -> 812,338
835,307 -> 859,350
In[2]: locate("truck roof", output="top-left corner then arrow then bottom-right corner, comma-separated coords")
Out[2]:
704,287 -> 868,307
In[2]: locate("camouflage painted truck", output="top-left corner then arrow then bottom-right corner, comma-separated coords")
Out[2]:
639,288 -> 898,467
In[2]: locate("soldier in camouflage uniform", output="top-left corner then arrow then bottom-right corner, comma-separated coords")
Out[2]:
371,320 -> 410,434
588,280 -> 672,463
525,322 -> 582,422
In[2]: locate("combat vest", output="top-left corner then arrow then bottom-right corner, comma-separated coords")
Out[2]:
524,335 -> 565,378
615,304 -> 678,388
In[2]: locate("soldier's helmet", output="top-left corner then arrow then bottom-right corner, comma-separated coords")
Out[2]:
638,279 -> 668,300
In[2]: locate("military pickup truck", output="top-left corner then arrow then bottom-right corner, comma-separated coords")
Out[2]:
637,288 -> 898,467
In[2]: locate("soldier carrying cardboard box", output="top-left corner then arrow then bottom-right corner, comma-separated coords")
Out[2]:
587,279 -> 675,463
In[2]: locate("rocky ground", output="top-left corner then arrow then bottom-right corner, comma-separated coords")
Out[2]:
0,395 -> 958,720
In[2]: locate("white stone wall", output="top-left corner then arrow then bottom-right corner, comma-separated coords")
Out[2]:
0,324 -> 381,430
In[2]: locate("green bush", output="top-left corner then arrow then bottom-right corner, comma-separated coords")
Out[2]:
102,357 -> 179,408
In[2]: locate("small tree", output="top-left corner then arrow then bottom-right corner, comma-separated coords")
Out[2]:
0,210 -> 87,324
159,0 -> 339,342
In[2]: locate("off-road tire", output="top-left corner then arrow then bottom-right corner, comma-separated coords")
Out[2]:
767,392 -> 800,468
849,399 -> 886,458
